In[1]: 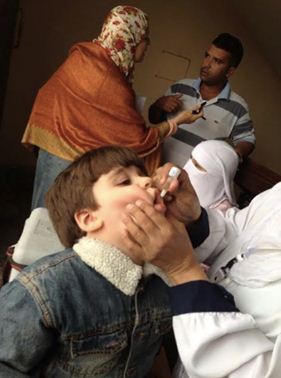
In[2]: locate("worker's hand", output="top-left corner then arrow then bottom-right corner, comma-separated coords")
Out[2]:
121,200 -> 206,284
152,163 -> 201,225
154,94 -> 183,113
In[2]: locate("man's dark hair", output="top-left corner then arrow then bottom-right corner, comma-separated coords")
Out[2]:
212,33 -> 243,68
45,145 -> 147,248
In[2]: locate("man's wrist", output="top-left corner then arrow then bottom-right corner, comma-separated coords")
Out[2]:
148,103 -> 167,124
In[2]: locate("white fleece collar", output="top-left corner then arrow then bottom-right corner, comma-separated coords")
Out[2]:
73,237 -> 143,296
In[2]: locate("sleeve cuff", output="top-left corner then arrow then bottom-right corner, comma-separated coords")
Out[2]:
187,207 -> 209,248
169,280 -> 239,315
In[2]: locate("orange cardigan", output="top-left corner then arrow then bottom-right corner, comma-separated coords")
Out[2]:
22,42 -> 162,174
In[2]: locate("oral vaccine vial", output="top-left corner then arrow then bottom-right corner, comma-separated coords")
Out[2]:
160,166 -> 181,198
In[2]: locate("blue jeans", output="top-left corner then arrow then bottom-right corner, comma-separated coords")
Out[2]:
31,149 -> 71,210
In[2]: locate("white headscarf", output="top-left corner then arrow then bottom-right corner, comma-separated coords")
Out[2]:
184,140 -> 239,208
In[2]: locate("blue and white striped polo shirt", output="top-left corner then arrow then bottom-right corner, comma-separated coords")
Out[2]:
162,78 -> 255,167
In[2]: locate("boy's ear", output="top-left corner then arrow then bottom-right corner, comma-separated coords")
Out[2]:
74,208 -> 103,233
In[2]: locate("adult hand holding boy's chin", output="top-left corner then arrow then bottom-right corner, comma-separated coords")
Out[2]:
121,200 -> 206,284
152,163 -> 201,225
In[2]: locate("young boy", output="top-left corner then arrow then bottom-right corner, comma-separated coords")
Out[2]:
0,146 -> 172,377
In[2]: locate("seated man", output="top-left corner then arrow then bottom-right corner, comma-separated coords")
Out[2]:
0,146 -> 208,377
123,165 -> 281,377
149,33 -> 255,167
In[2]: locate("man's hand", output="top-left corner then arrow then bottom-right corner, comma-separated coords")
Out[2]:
152,164 -> 201,225
154,95 -> 183,113
121,200 -> 206,284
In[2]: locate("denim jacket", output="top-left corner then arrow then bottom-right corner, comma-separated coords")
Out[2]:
0,238 -> 171,377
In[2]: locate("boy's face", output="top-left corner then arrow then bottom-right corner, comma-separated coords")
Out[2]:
84,165 -> 163,253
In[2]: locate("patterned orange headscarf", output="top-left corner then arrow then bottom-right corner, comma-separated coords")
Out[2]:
96,5 -> 148,81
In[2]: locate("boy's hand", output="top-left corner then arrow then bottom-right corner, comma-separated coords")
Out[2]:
152,164 -> 201,225
121,200 -> 206,284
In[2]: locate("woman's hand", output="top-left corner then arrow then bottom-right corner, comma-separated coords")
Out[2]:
152,163 -> 201,225
121,200 -> 206,284
173,104 -> 204,124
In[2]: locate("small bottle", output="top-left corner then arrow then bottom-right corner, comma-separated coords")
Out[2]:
160,166 -> 181,198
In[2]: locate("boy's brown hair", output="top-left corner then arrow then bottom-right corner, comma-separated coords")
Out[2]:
45,145 -> 147,248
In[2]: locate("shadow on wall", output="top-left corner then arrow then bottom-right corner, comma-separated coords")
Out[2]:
0,165 -> 34,261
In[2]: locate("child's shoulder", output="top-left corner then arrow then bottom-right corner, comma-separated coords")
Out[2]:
16,248 -> 79,285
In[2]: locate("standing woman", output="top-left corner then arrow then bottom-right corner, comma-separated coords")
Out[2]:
22,5 -> 200,209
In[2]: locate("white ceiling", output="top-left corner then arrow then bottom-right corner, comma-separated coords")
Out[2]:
231,0 -> 281,77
